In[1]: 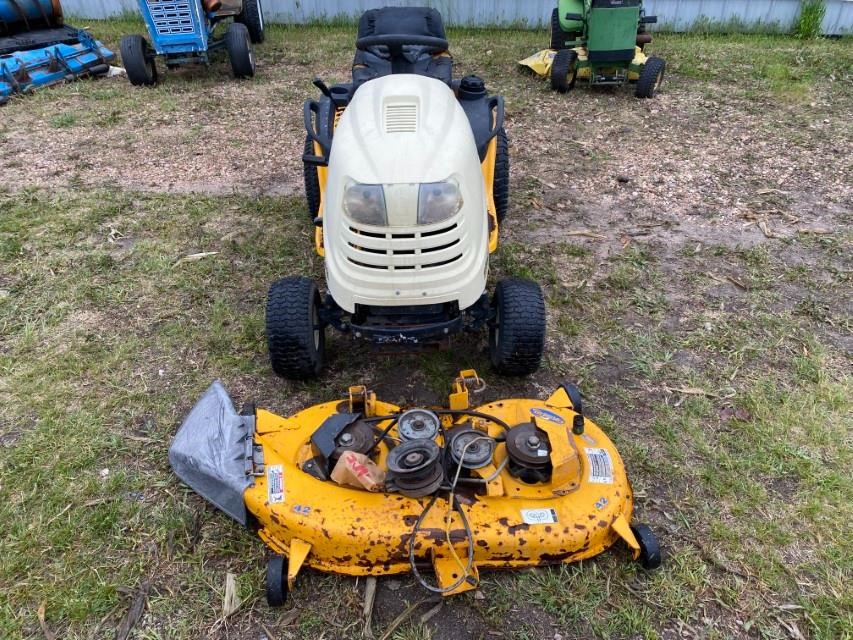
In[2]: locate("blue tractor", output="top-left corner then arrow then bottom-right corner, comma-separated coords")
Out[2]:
120,0 -> 264,86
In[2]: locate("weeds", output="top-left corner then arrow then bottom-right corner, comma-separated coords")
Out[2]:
794,0 -> 827,39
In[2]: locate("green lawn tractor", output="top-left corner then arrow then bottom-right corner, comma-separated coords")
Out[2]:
548,0 -> 665,98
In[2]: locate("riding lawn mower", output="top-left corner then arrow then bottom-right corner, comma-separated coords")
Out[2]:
266,7 -> 546,380
170,371 -> 661,602
542,0 -> 666,98
120,0 -> 264,86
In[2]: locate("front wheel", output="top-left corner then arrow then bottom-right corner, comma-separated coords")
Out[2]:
489,278 -> 546,376
237,0 -> 265,44
225,22 -> 255,78
120,34 -> 158,86
266,277 -> 326,379
635,56 -> 665,98
550,49 -> 578,93
266,555 -> 288,607
630,524 -> 662,569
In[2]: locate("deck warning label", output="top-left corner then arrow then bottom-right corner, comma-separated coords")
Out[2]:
267,464 -> 285,504
584,448 -> 614,484
521,508 -> 559,525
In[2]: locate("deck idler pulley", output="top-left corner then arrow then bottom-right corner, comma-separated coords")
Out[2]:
449,429 -> 496,470
386,439 -> 444,497
505,422 -> 552,483
331,420 -> 376,461
397,409 -> 441,441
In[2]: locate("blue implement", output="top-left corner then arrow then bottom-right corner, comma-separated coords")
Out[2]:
0,28 -> 114,103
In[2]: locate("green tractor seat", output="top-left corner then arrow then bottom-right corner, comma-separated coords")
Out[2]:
352,7 -> 453,89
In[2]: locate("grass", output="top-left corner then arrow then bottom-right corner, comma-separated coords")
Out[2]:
1,20 -> 852,640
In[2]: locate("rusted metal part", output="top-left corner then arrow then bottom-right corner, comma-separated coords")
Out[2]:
243,393 -> 635,592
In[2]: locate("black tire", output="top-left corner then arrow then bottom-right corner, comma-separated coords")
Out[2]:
266,277 -> 325,379
120,34 -> 157,86
550,48 -> 578,93
225,22 -> 255,79
635,56 -> 665,99
549,8 -> 563,49
266,555 -> 288,607
303,135 -> 321,219
630,524 -> 662,569
493,128 -> 509,224
489,278 -> 546,376
549,7 -> 579,49
237,0 -> 265,44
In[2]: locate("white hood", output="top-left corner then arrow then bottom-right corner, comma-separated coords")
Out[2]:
322,74 -> 490,312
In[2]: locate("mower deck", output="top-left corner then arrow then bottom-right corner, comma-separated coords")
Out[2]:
170,371 -> 660,600
0,0 -> 114,104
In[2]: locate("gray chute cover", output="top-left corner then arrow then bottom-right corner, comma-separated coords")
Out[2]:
168,381 -> 254,525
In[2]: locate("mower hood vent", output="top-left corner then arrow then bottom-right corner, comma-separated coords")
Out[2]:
383,102 -> 419,133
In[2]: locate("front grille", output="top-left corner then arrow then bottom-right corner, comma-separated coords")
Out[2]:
383,103 -> 418,133
146,0 -> 195,36
344,221 -> 464,271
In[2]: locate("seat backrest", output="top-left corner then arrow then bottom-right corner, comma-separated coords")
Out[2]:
357,7 -> 447,44
352,7 -> 452,89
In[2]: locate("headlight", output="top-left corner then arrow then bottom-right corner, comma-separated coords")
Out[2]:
418,181 -> 463,225
343,182 -> 387,226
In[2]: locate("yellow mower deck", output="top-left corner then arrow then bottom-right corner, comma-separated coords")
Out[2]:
170,372 -> 659,601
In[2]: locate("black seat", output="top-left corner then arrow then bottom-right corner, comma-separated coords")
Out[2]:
352,7 -> 453,89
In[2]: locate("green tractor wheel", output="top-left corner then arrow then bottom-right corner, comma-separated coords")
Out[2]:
549,8 -> 569,49
636,56 -> 665,99
550,49 -> 578,93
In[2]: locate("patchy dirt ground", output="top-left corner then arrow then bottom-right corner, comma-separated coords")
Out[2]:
1,20 -> 851,640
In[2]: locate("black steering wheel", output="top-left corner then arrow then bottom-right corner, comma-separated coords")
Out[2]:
356,33 -> 449,52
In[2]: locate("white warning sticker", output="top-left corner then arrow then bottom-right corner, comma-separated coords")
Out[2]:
520,508 -> 559,525
585,448 -> 614,484
267,464 -> 285,504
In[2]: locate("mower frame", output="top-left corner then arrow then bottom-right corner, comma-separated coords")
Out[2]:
549,0 -> 665,97
121,0 -> 264,85
267,7 -> 545,380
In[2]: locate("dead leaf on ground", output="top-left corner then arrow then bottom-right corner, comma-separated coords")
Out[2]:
37,603 -> 55,640
565,230 -> 606,240
115,581 -> 149,640
222,572 -> 242,618
709,273 -> 748,290
172,251 -> 219,267
758,219 -> 784,239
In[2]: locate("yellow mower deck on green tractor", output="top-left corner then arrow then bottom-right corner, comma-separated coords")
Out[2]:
169,371 -> 660,604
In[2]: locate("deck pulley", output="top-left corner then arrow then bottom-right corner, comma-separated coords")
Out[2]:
449,428 -> 496,469
386,439 -> 444,497
505,422 -> 552,483
397,409 -> 441,441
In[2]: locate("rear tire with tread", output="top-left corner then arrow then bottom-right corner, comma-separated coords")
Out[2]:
237,0 -> 265,44
120,34 -> 157,86
489,278 -> 546,376
550,8 -> 580,49
493,128 -> 509,224
226,22 -> 255,78
266,277 -> 325,379
303,135 -> 321,219
635,56 -> 665,98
